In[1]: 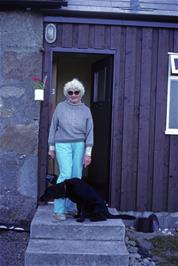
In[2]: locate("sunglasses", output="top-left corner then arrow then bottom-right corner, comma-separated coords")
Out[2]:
68,90 -> 80,96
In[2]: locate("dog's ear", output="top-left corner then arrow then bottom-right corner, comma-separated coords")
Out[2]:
46,175 -> 57,186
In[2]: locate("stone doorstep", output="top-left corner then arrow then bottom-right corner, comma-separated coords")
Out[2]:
25,205 -> 129,266
30,205 -> 126,241
25,239 -> 129,266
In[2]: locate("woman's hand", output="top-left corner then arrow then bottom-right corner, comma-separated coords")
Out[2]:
48,150 -> 55,159
84,155 -> 91,168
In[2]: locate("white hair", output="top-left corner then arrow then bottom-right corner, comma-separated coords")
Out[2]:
63,78 -> 85,97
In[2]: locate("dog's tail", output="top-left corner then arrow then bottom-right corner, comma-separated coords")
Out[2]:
106,213 -> 136,220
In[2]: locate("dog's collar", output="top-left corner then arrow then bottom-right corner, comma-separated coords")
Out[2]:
64,182 -> 67,197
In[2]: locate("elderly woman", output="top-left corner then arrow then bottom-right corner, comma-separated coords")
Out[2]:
48,78 -> 94,221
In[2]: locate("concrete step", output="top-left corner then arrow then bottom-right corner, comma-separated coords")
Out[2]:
25,238 -> 129,266
31,205 -> 125,241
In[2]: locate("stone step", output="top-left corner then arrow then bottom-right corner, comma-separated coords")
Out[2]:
31,205 -> 125,241
25,239 -> 129,266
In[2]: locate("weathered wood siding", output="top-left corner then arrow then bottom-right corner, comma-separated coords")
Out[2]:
44,21 -> 178,211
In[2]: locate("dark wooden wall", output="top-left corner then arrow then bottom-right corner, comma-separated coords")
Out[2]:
44,21 -> 178,212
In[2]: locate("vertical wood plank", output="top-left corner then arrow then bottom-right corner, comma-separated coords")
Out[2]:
147,28 -> 158,210
168,137 -> 178,211
168,29 -> 178,211
137,28 -> 153,210
110,26 -> 124,208
152,29 -> 170,211
120,27 -> 138,210
56,24 -> 63,47
89,25 -> 95,48
132,27 -> 142,210
94,25 -> 105,49
111,27 -> 127,211
105,26 -> 111,49
78,24 -> 89,48
111,26 -> 121,49
72,24 -> 79,48
62,24 -> 73,47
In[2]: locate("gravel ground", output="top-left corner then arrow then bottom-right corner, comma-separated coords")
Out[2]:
0,230 -> 30,266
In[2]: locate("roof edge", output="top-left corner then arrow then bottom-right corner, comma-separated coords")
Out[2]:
43,8 -> 178,23
0,0 -> 67,9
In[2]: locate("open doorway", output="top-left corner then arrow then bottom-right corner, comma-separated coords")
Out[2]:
49,52 -> 113,203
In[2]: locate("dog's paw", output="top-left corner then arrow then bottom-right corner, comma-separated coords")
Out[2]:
74,214 -> 80,218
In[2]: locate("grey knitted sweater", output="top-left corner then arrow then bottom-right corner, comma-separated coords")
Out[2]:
48,100 -> 93,148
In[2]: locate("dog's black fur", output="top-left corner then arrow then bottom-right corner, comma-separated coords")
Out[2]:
40,177 -> 135,222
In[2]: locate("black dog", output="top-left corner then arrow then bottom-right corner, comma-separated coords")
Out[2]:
40,178 -> 135,222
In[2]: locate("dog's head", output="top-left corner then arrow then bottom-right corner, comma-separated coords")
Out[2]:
40,182 -> 66,202
40,186 -> 55,202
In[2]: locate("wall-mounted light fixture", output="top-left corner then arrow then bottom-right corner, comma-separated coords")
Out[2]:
45,23 -> 56,43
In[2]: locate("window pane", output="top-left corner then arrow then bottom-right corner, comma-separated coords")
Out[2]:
93,67 -> 107,102
93,72 -> 99,102
169,79 -> 178,128
175,59 -> 178,70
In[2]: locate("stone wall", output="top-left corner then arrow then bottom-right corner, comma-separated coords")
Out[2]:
0,11 -> 43,222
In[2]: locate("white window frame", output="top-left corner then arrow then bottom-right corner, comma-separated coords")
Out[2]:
170,54 -> 178,74
165,53 -> 178,135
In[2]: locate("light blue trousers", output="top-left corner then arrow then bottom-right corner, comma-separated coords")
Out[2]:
54,142 -> 85,214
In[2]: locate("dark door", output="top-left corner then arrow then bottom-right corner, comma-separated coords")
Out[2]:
88,56 -> 113,202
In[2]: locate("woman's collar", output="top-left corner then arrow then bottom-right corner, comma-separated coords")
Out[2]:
65,99 -> 83,106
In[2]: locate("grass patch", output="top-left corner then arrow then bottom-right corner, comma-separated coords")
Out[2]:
151,235 -> 178,266
158,256 -> 178,266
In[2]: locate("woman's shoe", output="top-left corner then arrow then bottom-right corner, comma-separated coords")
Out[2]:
53,213 -> 66,221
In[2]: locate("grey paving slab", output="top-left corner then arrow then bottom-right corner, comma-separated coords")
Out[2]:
31,205 -> 126,241
25,239 -> 129,266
